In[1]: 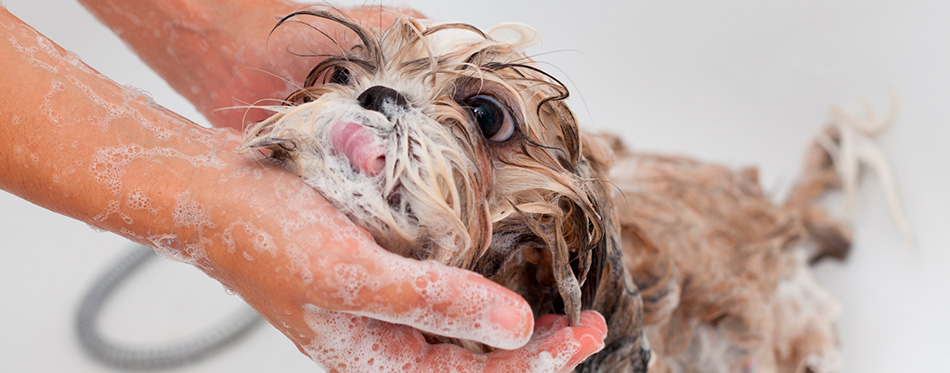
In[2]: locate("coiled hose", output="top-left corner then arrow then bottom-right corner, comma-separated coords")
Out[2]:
75,244 -> 263,370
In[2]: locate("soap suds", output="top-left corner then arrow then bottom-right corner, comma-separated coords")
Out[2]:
302,303 -> 586,373
126,189 -> 158,214
172,191 -> 215,229
146,233 -> 191,263
40,80 -> 65,126
91,199 -> 133,225
89,144 -> 224,195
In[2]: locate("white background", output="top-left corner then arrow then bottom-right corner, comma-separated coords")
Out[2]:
2,0 -> 948,372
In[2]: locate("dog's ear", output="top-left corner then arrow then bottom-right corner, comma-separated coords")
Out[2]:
239,113 -> 313,178
572,132 -> 618,308
579,132 -> 618,173
240,114 -> 293,152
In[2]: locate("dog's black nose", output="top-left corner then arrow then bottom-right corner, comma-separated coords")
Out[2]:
357,85 -> 409,116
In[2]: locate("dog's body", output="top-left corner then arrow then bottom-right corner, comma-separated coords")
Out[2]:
607,147 -> 845,372
242,11 -> 847,372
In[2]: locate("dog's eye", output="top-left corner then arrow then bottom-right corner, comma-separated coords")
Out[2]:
466,95 -> 515,142
329,67 -> 352,85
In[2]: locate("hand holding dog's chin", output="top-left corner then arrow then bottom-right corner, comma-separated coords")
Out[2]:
196,157 -> 605,371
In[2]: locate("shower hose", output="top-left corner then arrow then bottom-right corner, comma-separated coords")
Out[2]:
75,244 -> 263,370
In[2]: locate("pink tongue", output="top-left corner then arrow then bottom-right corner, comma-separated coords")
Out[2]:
330,121 -> 386,176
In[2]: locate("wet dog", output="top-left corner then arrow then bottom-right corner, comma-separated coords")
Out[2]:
242,10 -> 848,372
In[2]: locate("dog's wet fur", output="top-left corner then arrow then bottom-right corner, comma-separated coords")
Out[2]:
242,10 -> 848,372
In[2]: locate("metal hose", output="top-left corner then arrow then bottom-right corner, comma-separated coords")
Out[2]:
75,244 -> 263,370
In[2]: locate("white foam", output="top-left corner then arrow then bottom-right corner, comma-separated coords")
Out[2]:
171,191 -> 215,229
6,34 -> 58,73
299,304 -> 488,373
91,199 -> 133,226
328,262 -> 373,307
301,302 -> 584,372
335,253 -> 529,350
145,233 -> 193,264
90,144 -> 225,195
117,228 -> 142,241
525,339 -> 581,373
40,80 -> 65,126
283,243 -> 314,285
64,50 -> 83,68
121,84 -> 156,106
35,34 -> 58,59
126,189 -> 157,214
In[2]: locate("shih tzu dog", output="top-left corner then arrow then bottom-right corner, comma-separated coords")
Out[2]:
241,10 -> 851,372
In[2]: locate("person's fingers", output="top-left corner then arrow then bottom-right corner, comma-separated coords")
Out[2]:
190,168 -> 532,350
577,310 -> 608,336
483,310 -> 607,373
357,265 -> 535,350
298,309 -> 606,373
305,226 -> 535,349
532,311 -> 608,341
534,314 -> 566,333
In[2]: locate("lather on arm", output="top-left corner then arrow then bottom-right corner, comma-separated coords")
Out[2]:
0,5 -> 605,372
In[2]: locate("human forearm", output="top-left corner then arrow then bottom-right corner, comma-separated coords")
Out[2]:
0,8 -> 197,226
76,0 -> 300,129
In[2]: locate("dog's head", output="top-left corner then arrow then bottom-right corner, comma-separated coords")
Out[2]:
241,9 -> 628,344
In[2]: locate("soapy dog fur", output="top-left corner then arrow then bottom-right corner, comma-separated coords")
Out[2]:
241,10 -> 849,372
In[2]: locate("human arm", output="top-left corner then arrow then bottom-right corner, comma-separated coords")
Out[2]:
77,0 -> 423,130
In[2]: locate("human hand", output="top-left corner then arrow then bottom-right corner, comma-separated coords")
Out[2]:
187,145 -> 607,371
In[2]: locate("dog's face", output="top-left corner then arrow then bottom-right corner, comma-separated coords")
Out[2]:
241,11 -> 614,323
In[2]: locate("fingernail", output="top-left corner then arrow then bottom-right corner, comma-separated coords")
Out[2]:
490,304 -> 527,332
569,329 -> 606,368
580,311 -> 607,337
485,305 -> 532,350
